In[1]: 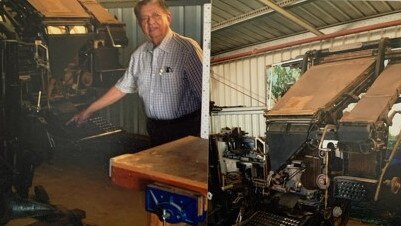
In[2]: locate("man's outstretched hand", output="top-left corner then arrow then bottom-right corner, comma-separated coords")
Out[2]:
66,109 -> 92,126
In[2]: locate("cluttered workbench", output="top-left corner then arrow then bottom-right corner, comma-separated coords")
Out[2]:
110,136 -> 208,225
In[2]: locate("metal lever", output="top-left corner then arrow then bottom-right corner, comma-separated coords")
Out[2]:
162,209 -> 170,226
106,26 -> 122,48
36,91 -> 41,112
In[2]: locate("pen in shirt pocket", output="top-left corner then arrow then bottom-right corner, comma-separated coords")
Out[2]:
159,66 -> 173,76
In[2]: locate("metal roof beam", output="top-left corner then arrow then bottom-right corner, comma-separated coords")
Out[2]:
212,0 -> 309,32
258,0 -> 324,36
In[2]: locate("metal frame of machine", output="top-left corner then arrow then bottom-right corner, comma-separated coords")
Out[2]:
209,37 -> 401,226
0,0 -> 128,224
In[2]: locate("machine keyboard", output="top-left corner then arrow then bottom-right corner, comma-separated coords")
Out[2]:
246,211 -> 301,226
63,116 -> 123,142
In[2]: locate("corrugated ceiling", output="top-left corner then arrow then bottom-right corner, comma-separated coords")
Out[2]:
211,0 -> 401,56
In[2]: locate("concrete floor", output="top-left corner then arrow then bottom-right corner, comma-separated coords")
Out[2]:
6,137 -> 149,226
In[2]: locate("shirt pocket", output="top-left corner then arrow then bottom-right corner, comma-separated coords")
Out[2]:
160,69 -> 184,94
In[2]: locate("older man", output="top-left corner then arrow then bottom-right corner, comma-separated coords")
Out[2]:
68,0 -> 202,146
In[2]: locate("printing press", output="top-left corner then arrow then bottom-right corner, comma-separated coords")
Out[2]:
209,38 -> 401,225
0,0 -> 131,224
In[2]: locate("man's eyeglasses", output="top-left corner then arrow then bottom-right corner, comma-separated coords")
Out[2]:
139,12 -> 163,24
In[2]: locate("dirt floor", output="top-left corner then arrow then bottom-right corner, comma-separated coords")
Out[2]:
4,134 -> 401,226
5,136 -> 149,226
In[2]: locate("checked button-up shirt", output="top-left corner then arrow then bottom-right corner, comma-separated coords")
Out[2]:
115,30 -> 203,120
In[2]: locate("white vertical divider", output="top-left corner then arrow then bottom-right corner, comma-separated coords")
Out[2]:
201,3 -> 211,139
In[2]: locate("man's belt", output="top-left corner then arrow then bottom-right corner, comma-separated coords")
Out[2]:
148,110 -> 200,126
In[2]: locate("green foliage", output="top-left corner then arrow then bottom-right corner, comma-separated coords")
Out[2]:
388,134 -> 397,148
270,65 -> 301,102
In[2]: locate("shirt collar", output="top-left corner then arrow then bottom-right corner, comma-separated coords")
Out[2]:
145,29 -> 173,53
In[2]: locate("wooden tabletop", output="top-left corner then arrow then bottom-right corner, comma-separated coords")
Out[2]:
111,136 -> 208,196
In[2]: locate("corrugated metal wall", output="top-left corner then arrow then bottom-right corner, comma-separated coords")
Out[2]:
100,6 -> 203,135
210,25 -> 401,138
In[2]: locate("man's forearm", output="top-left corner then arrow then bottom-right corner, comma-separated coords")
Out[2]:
86,86 -> 126,114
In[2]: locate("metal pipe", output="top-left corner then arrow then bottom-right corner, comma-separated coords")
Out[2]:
258,0 -> 323,36
318,124 -> 336,209
211,19 -> 401,65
